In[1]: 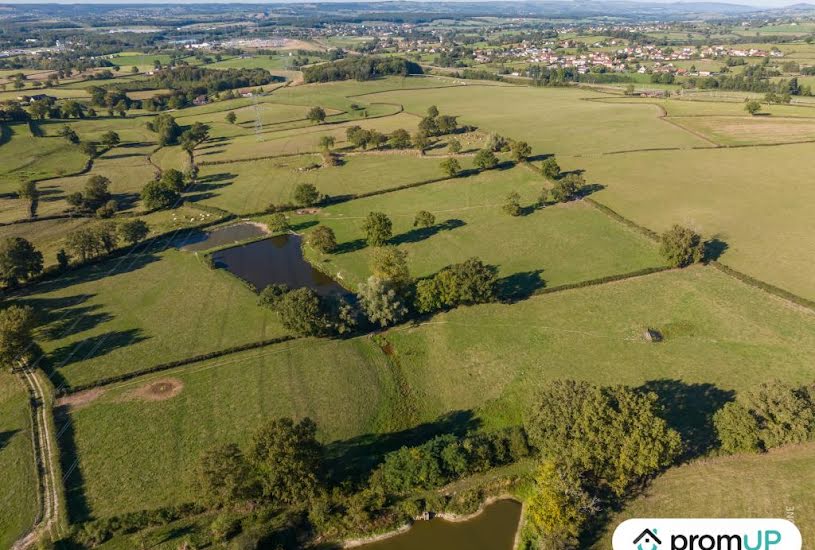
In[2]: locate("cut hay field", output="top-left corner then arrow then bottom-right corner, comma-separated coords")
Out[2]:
194,153 -> 471,214
0,371 -> 38,549
15,244 -> 288,389
362,85 -> 710,155
61,266 -> 815,518
568,142 -> 815,300
670,115 -> 815,145
596,442 -> 815,547
300,164 -> 664,290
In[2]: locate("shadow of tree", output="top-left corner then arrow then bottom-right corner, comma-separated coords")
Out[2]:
334,238 -> 367,255
49,328 -> 149,369
639,379 -> 734,459
497,269 -> 546,302
54,407 -> 92,523
578,183 -> 605,198
324,409 -> 480,485
391,218 -> 466,245
290,220 -> 319,232
704,237 -> 729,262
0,429 -> 19,452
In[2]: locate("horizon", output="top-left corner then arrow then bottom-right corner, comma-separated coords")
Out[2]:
0,0 -> 808,7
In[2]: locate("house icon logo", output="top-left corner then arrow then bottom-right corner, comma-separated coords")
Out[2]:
633,528 -> 661,550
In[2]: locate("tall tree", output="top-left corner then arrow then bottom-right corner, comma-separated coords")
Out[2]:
0,305 -> 37,367
362,212 -> 392,247
0,237 -> 43,287
659,225 -> 704,268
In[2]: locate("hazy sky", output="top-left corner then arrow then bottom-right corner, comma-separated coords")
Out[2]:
0,0 -> 797,7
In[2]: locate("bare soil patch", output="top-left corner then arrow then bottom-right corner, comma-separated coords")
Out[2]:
56,387 -> 106,411
128,378 -> 184,402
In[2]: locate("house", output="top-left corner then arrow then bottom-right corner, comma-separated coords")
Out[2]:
192,95 -> 209,106
18,94 -> 54,104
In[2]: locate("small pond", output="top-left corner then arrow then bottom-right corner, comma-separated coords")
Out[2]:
178,222 -> 268,252
357,499 -> 522,550
212,234 -> 347,296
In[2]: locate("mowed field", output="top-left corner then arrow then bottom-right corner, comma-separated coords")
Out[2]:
568,142 -> 815,300
62,266 -> 815,517
0,371 -> 38,549
0,125 -> 87,190
596,442 -> 815,547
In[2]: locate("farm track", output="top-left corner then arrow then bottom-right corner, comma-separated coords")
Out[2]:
13,368 -> 60,550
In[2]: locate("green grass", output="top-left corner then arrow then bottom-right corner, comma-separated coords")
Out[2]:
0,371 -> 38,548
62,266 -> 815,518
62,337 -> 393,516
568,142 -> 815,300
0,124 -> 88,190
595,442 -> 815,547
300,165 -> 664,290
363,85 -> 710,155
17,245 -> 288,389
193,153 -> 468,214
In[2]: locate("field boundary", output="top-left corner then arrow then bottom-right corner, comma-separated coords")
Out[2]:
709,261 -> 815,312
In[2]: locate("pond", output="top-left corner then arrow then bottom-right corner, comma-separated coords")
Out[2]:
177,222 -> 269,252
211,234 -> 347,296
357,499 -> 522,550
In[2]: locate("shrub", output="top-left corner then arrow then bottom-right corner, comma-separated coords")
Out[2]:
659,225 -> 704,268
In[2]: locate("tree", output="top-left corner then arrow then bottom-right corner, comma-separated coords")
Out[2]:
258,284 -> 290,309
427,105 -> 439,118
347,126 -> 369,149
745,100 -> 762,115
525,380 -> 682,496
550,173 -> 584,203
418,116 -> 438,137
413,210 -> 436,228
307,106 -> 326,124
159,169 -> 186,193
59,125 -> 79,144
473,149 -> 499,170
141,179 -> 180,210
357,276 -> 408,327
293,183 -> 320,206
309,226 -> 337,253
93,222 -> 118,253
225,111 -> 237,125
268,212 -> 289,233
118,219 -> 149,245
511,140 -> 532,162
436,115 -> 458,135
503,191 -> 522,216
659,225 -> 704,268
0,305 -> 37,367
744,381 -> 815,449
96,199 -> 118,219
148,113 -> 181,146
413,132 -> 430,155
370,246 -> 410,289
713,402 -> 760,455
526,461 -> 597,548
276,288 -> 328,336
362,211 -> 392,246
388,128 -> 412,149
18,181 -> 39,218
100,131 -> 120,149
440,158 -> 461,178
197,443 -> 255,507
56,249 -> 70,271
0,237 -> 43,287
80,141 -> 99,159
250,417 -> 323,504
66,227 -> 101,262
415,257 -> 497,314
84,175 -> 113,210
318,135 -> 335,151
541,157 -> 561,180
448,138 -> 462,154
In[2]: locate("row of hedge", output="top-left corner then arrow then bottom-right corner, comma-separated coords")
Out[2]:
583,197 -> 660,241
57,335 -> 297,396
710,261 -> 815,311
529,265 -> 670,298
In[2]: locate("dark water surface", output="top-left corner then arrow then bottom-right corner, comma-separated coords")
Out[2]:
358,500 -> 522,550
178,222 -> 269,252
212,234 -> 347,295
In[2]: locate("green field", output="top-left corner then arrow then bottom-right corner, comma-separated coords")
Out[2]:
17,244 -> 288,389
597,442 -> 815,547
569,142 -> 815,300
62,266 -> 815,517
300,164 -> 663,289
0,371 -> 38,549
0,124 -> 87,190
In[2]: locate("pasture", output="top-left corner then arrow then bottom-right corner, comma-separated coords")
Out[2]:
569,142 -> 815,300
0,124 -> 87,191
61,266 -> 815,518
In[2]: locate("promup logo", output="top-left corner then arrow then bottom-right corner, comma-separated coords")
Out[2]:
613,519 -> 802,550
634,528 -> 662,550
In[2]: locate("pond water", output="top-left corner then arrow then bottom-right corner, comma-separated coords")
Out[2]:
211,234 -> 347,296
178,222 -> 268,252
358,499 -> 522,550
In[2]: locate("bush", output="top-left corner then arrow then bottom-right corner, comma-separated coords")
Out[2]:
659,225 -> 704,268
210,513 -> 241,543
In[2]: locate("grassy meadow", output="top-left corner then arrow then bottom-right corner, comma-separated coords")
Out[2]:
0,125 -> 87,191
0,371 -> 38,549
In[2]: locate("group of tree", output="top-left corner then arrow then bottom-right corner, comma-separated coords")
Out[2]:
145,113 -> 182,146
524,380 -> 683,547
0,236 -> 43,287
258,285 -> 357,337
302,56 -> 422,84
417,104 -> 459,137
141,168 -> 187,210
345,125 -> 388,150
714,380 -> 815,455
414,257 -> 498,315
65,219 -> 149,263
66,175 -> 119,218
